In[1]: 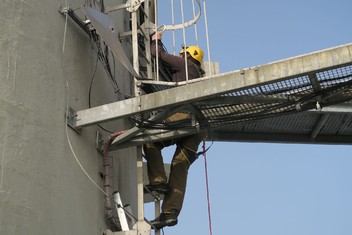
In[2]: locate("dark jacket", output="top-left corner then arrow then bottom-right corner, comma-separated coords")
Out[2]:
151,40 -> 203,82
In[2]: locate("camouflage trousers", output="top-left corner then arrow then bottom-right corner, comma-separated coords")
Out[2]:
143,132 -> 206,214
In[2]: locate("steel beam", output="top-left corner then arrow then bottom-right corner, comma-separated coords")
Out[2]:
209,130 -> 352,145
73,43 -> 352,128
110,128 -> 199,151
309,104 -> 352,113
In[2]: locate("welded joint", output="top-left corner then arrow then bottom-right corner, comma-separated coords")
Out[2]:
66,107 -> 82,134
57,5 -> 68,14
126,0 -> 145,12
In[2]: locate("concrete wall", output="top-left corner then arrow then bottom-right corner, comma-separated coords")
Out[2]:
0,0 -> 137,234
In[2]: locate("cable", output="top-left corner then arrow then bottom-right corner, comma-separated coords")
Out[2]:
87,52 -> 115,133
62,0 -> 68,53
88,53 -> 99,108
88,30 -> 132,100
202,140 -> 213,235
103,138 -> 161,230
135,76 -> 352,130
62,19 -> 125,229
62,0 -> 108,197
65,81 -> 108,197
61,2 -> 152,232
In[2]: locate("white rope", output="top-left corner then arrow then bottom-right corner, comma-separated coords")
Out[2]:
62,0 -> 68,52
61,5 -> 107,196
202,0 -> 212,76
0,141 -> 4,190
180,0 -> 189,83
65,83 -> 108,197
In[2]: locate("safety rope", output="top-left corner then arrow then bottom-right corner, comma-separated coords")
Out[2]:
202,140 -> 213,235
62,0 -> 68,52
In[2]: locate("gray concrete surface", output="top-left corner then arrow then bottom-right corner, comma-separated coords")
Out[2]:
0,0 -> 137,234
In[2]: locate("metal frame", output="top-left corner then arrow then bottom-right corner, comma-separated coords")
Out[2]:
71,43 -> 352,127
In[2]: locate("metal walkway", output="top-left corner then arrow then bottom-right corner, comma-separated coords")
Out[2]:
71,43 -> 352,149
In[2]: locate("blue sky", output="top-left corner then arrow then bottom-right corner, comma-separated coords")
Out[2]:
145,1 -> 352,235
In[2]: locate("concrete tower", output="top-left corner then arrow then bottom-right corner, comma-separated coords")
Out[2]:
1,0 -> 139,234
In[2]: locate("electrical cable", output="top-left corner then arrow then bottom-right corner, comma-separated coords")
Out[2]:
65,81 -> 108,197
103,134 -> 160,230
88,53 -> 99,109
62,14 -> 131,230
66,79 -> 145,230
62,0 -> 108,197
62,0 -> 68,53
88,30 -> 132,100
61,1 -> 162,232
87,52 -> 115,133
131,77 -> 352,131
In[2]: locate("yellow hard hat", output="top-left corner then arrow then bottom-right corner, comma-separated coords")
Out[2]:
179,45 -> 204,64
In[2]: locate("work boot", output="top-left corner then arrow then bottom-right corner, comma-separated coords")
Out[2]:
144,183 -> 169,194
150,212 -> 178,230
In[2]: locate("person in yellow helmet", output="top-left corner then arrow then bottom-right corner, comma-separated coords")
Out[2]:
143,32 -> 206,229
150,32 -> 205,82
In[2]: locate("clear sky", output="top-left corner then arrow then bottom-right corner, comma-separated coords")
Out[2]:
145,1 -> 352,235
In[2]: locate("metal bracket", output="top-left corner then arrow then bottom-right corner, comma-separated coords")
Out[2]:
95,131 -> 105,154
66,107 -> 82,134
58,5 -> 92,35
132,220 -> 150,235
114,192 -> 130,231
126,0 -> 145,12
104,3 -> 129,14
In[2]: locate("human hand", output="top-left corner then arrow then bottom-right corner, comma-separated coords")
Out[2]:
152,32 -> 163,41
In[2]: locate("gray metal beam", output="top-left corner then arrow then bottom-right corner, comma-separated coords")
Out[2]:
109,103 -> 352,150
110,128 -> 199,151
208,131 -> 352,145
73,43 -> 352,128
309,104 -> 352,113
310,114 -> 330,139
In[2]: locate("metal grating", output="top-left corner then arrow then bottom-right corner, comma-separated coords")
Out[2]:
132,56 -> 352,145
318,65 -> 352,87
72,43 -> 352,148
185,65 -> 352,129
139,65 -> 352,129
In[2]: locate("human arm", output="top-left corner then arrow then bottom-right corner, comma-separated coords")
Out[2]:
150,32 -> 185,71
